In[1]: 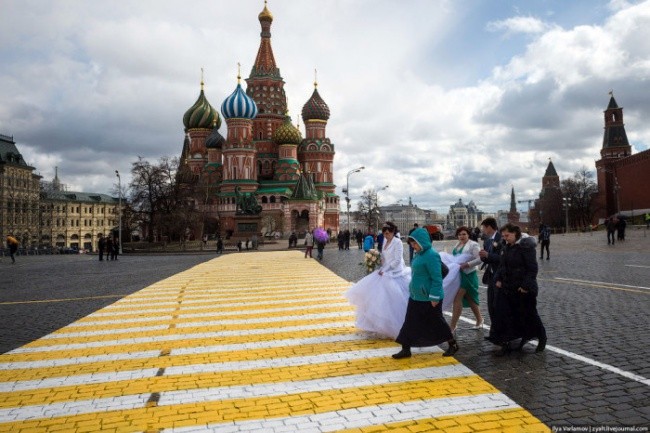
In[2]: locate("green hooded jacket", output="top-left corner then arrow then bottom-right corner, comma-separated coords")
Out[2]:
407,227 -> 444,302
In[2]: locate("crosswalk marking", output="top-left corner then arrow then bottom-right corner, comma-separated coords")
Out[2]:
0,251 -> 550,432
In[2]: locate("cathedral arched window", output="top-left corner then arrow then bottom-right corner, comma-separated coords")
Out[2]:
270,196 -> 276,203
261,196 -> 268,203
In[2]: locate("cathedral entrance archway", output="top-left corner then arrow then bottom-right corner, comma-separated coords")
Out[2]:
292,209 -> 310,236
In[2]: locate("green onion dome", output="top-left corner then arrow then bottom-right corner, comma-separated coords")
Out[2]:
183,83 -> 220,130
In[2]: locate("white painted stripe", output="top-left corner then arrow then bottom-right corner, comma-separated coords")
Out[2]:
158,365 -> 475,406
544,344 -> 650,386
174,311 -> 353,328
119,285 -> 350,302
554,277 -> 650,291
65,303 -> 352,327
0,347 -> 406,392
170,333 -> 394,356
164,347 -> 408,376
450,314 -> 650,387
45,324 -> 170,338
112,292 -> 345,306
0,393 -> 150,423
66,316 -> 177,327
87,298 -> 347,317
0,350 -> 162,370
10,322 -> 356,353
0,334 -> 381,370
624,264 -> 650,269
164,393 -> 519,433
0,368 -> 160,392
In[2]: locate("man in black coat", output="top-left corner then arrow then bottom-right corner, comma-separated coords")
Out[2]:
479,217 -> 502,339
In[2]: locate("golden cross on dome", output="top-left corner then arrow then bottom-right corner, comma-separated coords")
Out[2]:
314,68 -> 318,88
237,62 -> 241,83
200,67 -> 204,89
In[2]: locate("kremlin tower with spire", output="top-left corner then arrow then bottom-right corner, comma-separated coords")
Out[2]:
179,2 -> 339,238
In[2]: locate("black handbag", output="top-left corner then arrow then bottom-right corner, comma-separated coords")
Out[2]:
441,262 -> 449,279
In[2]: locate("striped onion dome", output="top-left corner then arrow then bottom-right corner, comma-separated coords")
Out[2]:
301,87 -> 330,122
221,83 -> 258,120
273,114 -> 302,145
183,85 -> 220,130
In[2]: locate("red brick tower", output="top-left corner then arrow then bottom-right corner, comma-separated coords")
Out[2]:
594,93 -> 631,218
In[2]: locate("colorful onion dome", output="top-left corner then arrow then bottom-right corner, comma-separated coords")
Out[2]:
258,0 -> 273,22
183,82 -> 220,130
301,86 -> 330,122
273,113 -> 302,145
221,81 -> 258,120
205,120 -> 225,149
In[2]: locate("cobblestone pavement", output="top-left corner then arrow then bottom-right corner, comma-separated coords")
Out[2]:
320,229 -> 650,430
0,229 -> 648,431
0,251 -> 548,432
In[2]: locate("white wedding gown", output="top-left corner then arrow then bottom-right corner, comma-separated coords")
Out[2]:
439,251 -> 474,312
345,238 -> 411,339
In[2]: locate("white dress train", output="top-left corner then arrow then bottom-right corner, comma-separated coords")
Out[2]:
345,238 -> 411,339
439,251 -> 474,312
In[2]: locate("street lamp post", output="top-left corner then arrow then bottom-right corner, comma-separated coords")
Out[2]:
374,185 -> 389,233
115,170 -> 123,254
563,197 -> 571,234
344,166 -> 365,233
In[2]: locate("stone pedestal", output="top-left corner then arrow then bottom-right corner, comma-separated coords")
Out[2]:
231,214 -> 262,240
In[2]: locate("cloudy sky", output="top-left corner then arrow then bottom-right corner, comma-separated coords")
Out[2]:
2,0 -> 649,214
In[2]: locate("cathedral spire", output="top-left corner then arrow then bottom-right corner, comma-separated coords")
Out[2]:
510,186 -> 517,213
251,0 -> 280,78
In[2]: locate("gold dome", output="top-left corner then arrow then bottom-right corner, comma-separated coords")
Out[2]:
258,1 -> 273,21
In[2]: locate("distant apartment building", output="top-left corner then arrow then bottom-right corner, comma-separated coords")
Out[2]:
0,134 -> 42,245
1,133 -> 120,250
445,198 -> 487,230
40,171 -> 120,250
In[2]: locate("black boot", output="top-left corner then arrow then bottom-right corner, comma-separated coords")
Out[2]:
536,336 -> 547,352
392,346 -> 411,359
442,339 -> 459,357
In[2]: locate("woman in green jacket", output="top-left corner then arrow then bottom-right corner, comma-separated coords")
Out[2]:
393,227 -> 459,359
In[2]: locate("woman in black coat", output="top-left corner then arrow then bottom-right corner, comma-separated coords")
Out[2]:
491,223 -> 547,355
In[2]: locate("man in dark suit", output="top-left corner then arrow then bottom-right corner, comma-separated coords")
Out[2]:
478,217 -> 502,338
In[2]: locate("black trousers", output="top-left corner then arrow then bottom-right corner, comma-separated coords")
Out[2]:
540,240 -> 550,259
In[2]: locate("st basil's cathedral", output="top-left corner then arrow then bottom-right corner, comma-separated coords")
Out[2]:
179,2 -> 339,238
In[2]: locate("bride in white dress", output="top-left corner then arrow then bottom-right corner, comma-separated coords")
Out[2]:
345,222 -> 411,339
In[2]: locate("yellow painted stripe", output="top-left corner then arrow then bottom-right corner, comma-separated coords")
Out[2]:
56,305 -> 354,332
0,353 -> 460,408
0,339 -> 395,382
27,315 -> 354,346
0,326 -> 359,362
0,376 -> 497,433
335,407 -> 551,433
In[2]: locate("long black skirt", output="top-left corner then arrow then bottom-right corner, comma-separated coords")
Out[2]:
396,298 -> 453,347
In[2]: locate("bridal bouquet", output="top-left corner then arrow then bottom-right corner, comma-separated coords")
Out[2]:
362,249 -> 381,273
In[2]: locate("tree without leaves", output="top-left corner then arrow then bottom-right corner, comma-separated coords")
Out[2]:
561,167 -> 598,230
356,189 -> 381,233
128,156 -> 188,242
